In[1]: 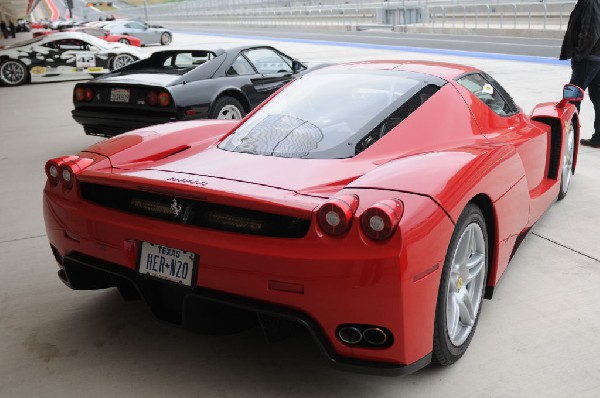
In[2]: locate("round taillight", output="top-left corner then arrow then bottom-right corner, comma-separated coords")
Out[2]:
45,160 -> 61,185
158,92 -> 171,107
146,91 -> 158,106
49,157 -> 94,190
84,87 -> 94,101
59,164 -> 75,189
74,87 -> 85,102
317,194 -> 359,236
360,199 -> 404,241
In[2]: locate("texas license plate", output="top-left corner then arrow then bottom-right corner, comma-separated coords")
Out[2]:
110,88 -> 130,103
138,242 -> 197,286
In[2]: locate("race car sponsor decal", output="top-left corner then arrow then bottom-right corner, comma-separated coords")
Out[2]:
75,52 -> 96,68
87,67 -> 103,72
31,66 -> 47,74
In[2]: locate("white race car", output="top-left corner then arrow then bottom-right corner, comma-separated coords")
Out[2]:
0,32 -> 148,86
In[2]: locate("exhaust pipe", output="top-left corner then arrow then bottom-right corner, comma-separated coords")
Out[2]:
337,326 -> 363,345
362,327 -> 388,346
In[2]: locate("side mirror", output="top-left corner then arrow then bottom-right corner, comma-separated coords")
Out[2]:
557,84 -> 584,108
292,60 -> 304,73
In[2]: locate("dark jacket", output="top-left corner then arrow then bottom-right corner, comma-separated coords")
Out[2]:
560,0 -> 600,61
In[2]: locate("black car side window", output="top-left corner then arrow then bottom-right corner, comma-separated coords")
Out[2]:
244,48 -> 292,75
54,39 -> 87,51
457,73 -> 518,117
227,55 -> 256,76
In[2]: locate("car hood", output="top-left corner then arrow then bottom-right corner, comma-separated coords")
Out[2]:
113,147 -> 377,197
87,121 -> 379,198
141,147 -> 379,197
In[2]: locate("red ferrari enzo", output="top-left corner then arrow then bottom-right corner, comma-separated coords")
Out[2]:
43,61 -> 582,374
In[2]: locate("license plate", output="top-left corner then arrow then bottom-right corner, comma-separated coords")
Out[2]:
138,242 -> 197,286
110,88 -> 130,103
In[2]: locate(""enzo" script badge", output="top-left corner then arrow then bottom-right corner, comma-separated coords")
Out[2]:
165,177 -> 208,186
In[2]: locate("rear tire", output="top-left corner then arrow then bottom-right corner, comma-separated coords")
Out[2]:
160,32 -> 172,45
111,54 -> 137,70
558,120 -> 575,200
432,203 -> 488,366
210,96 -> 245,120
118,38 -> 130,45
0,60 -> 29,86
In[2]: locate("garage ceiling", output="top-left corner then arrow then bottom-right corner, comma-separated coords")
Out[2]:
0,0 -> 38,19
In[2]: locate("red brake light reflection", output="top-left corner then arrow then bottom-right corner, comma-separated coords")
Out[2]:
84,87 -> 94,101
74,87 -> 85,102
158,92 -> 171,107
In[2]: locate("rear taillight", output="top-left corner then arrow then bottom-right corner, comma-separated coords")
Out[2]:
360,199 -> 404,241
85,87 -> 94,101
46,156 -> 94,190
45,156 -> 78,185
158,92 -> 171,107
317,194 -> 359,236
60,167 -> 74,189
74,87 -> 85,102
146,91 -> 158,106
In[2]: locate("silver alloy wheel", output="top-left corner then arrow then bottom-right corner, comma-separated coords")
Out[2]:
217,104 -> 243,119
561,122 -> 575,194
161,33 -> 171,45
1,61 -> 26,85
446,222 -> 486,346
112,54 -> 135,70
118,38 -> 130,44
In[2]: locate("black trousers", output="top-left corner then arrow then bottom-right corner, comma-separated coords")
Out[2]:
570,58 -> 600,143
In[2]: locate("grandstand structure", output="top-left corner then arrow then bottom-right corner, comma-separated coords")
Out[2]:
114,0 -> 575,36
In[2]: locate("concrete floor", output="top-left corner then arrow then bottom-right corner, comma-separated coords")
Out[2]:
1,32 -> 599,397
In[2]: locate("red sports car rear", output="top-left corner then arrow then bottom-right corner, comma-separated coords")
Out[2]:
43,61 -> 581,374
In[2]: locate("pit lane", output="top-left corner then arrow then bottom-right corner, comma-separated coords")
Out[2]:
1,31 -> 599,397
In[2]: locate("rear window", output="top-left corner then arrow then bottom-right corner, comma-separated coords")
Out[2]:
127,51 -> 217,75
162,51 -> 215,68
219,70 -> 444,159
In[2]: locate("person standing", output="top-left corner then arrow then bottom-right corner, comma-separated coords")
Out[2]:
9,20 -> 15,39
560,0 -> 600,148
0,20 -> 7,39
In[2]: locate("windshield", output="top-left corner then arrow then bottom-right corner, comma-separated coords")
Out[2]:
219,69 -> 443,159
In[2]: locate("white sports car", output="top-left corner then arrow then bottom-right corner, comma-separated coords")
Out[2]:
0,32 -> 148,86
104,20 -> 172,46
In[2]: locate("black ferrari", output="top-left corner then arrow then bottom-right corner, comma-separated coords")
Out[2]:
72,43 -> 323,137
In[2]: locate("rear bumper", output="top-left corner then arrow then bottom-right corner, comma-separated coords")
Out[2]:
59,251 -> 431,375
44,182 -> 453,374
72,109 -> 179,137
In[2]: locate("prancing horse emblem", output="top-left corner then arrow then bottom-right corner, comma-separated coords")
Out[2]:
171,199 -> 182,217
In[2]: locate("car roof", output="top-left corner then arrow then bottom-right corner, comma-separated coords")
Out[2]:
38,31 -> 93,41
152,43 -> 281,56
325,60 -> 479,80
